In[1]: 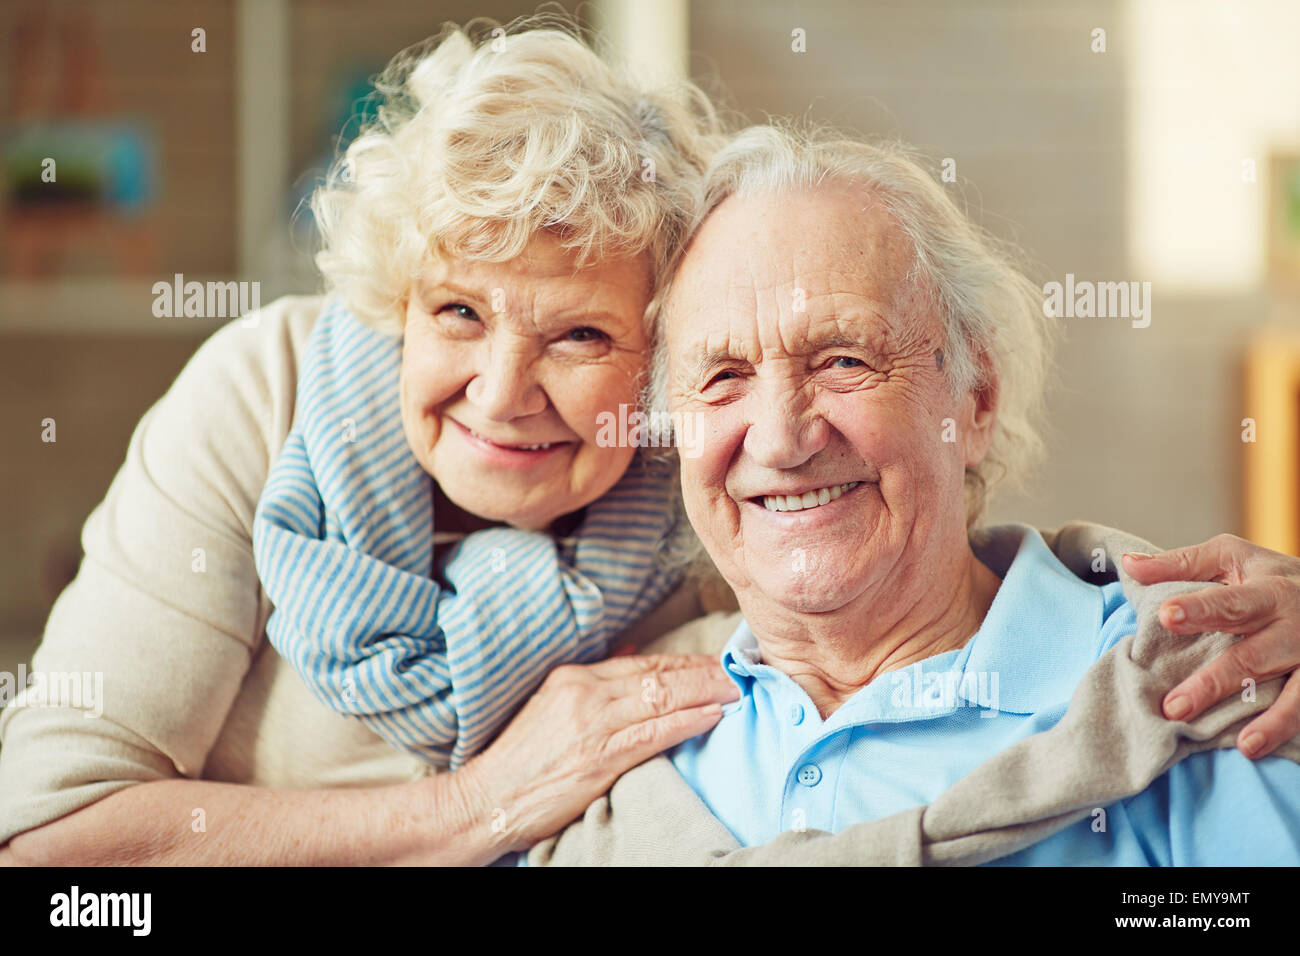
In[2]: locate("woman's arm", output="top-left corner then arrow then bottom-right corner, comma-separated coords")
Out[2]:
0,302 -> 319,848
4,775 -> 493,867
3,652 -> 735,866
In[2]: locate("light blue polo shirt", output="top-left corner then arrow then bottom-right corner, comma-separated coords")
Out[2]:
668,525 -> 1300,865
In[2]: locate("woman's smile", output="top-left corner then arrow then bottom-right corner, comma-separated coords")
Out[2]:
449,418 -> 576,470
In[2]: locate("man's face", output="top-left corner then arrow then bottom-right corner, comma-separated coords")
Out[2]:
400,232 -> 651,531
665,183 -> 996,615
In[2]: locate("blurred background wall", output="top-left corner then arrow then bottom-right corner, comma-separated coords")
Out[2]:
2,0 -> 1299,679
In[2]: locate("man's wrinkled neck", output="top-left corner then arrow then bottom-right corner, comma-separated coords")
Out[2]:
737,538 -> 1002,720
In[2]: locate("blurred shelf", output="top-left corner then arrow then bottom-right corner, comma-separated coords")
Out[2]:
0,278 -> 231,336
0,1 -> 293,340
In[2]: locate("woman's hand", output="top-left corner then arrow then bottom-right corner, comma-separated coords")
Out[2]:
458,653 -> 738,858
1121,534 -> 1300,759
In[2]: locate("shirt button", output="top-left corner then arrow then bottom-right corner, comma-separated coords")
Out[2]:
796,764 -> 822,787
789,703 -> 804,725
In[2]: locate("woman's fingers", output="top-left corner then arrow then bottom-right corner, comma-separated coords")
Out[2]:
1237,670 -> 1300,759
467,653 -> 737,850
1162,621 -> 1292,723
601,663 -> 739,727
604,703 -> 727,768
1121,536 -> 1300,757
1121,534 -> 1249,586
586,652 -> 724,679
1155,580 -> 1282,635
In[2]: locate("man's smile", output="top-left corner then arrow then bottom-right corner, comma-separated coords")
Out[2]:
754,481 -> 863,512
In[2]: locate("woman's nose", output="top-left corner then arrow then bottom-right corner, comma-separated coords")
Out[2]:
743,384 -> 829,470
465,346 -> 548,421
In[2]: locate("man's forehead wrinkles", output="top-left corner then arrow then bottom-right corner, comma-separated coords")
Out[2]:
678,287 -> 900,341
776,318 -> 891,361
720,258 -> 906,316
668,204 -> 926,363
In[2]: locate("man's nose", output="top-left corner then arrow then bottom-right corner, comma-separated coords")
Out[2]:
743,381 -> 829,470
465,341 -> 548,421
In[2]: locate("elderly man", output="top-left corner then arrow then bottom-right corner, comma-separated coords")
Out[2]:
647,126 -> 1300,864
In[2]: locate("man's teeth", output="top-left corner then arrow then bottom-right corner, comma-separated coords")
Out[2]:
761,482 -> 860,512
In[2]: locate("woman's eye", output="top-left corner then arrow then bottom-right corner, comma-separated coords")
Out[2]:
828,356 -> 865,369
440,303 -> 480,322
565,326 -> 608,343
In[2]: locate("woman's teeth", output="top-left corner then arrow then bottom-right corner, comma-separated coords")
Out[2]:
762,482 -> 860,513
468,428 -> 555,451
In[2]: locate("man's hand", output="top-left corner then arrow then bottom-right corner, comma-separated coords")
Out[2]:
1121,534 -> 1300,759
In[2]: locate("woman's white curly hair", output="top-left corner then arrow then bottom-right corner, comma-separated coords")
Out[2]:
311,16 -> 724,336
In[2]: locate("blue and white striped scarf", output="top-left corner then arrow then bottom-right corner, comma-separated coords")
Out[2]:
252,300 -> 680,770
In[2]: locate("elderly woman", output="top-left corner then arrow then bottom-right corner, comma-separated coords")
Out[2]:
0,22 -> 738,867
1,24 -> 1298,868
629,126 -> 1300,863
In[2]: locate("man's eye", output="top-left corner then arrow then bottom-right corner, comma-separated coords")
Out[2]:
440,303 -> 480,321
706,370 -> 739,386
565,326 -> 608,343
828,356 -> 865,369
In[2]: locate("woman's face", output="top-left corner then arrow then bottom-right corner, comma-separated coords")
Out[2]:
400,232 -> 652,531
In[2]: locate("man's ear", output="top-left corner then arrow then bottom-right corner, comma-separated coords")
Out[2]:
963,351 -> 999,469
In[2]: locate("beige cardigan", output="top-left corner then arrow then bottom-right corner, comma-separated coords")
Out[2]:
0,296 -> 706,846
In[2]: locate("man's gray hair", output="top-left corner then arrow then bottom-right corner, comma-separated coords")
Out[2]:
648,124 -> 1058,526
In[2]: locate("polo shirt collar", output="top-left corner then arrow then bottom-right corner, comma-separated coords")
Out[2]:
720,623 -> 762,691
960,524 -> 1107,714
